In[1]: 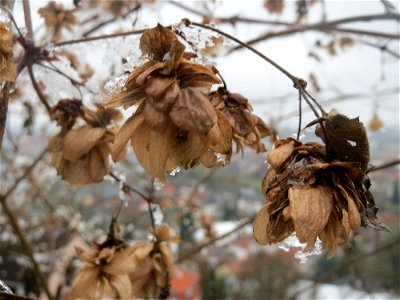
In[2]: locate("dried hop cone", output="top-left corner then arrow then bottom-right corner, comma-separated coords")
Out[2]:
0,22 -> 17,82
49,101 -> 122,186
38,1 -> 78,42
67,243 -> 136,299
264,0 -> 284,15
254,138 -> 383,257
106,24 -> 242,181
209,87 -> 271,154
128,226 -> 179,299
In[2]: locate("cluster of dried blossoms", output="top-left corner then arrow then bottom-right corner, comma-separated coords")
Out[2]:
0,22 -> 16,82
48,100 -> 122,186
38,1 -> 78,42
254,111 -> 386,257
66,225 -> 179,299
106,24 -> 270,181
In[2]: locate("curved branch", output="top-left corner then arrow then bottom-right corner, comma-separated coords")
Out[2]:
51,28 -> 146,47
0,82 -> 11,151
177,216 -> 255,263
82,3 -> 141,37
0,291 -> 38,300
230,13 -> 400,52
289,238 -> 400,299
27,64 -> 52,115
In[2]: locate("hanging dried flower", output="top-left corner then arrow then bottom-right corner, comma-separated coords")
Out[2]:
67,244 -> 136,299
198,214 -> 215,239
264,0 -> 284,15
0,22 -> 17,82
254,136 -> 386,257
209,87 -> 271,154
38,1 -> 79,42
368,114 -> 384,132
106,24 -> 230,181
129,226 -> 179,299
49,101 -> 122,186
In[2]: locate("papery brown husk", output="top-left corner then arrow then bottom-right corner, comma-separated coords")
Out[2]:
254,138 -> 383,257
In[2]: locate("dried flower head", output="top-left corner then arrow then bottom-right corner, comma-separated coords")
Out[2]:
38,1 -> 79,42
128,226 -> 179,299
49,101 -> 122,186
254,137 -> 385,257
68,244 -> 135,299
0,22 -> 17,82
368,113 -> 384,132
51,99 -> 83,134
210,87 -> 271,154
106,24 -> 232,181
264,0 -> 284,15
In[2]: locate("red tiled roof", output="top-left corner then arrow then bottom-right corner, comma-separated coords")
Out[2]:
170,267 -> 201,300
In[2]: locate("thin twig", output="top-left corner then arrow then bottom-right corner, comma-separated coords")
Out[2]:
184,19 -> 325,126
289,238 -> 400,299
27,64 -> 52,115
1,147 -> 48,199
324,27 -> 399,40
0,82 -> 11,151
0,198 -> 54,300
168,1 -> 290,26
370,159 -> 400,172
358,40 -> 400,59
82,3 -> 141,37
109,172 -> 153,203
296,90 -> 302,140
0,5 -> 26,44
22,0 -> 33,40
183,19 -> 297,83
50,28 -> 146,47
0,291 -> 38,300
177,216 -> 255,263
230,13 -> 400,52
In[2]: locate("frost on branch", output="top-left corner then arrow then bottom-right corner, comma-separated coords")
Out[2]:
105,24 -> 270,181
254,111 -> 387,258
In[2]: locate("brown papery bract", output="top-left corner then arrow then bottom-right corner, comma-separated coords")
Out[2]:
49,103 -> 122,186
254,137 -> 385,257
106,24 -> 258,181
0,22 -> 17,82
209,87 -> 271,154
38,1 -> 79,42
